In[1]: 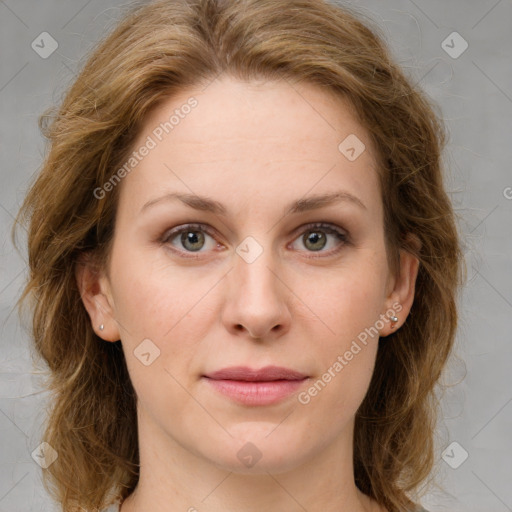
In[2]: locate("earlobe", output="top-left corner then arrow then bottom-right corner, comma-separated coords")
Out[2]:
381,234 -> 421,336
75,253 -> 120,342
389,314 -> 399,330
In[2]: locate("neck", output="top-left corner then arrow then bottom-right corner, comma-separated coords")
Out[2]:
119,408 -> 381,512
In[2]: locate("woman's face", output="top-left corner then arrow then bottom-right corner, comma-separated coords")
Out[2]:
85,75 -> 416,474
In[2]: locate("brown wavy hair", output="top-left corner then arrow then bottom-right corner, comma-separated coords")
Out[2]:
12,0 -> 466,510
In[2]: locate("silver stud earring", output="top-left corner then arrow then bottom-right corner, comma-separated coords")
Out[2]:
99,324 -> 104,331
390,316 -> 398,329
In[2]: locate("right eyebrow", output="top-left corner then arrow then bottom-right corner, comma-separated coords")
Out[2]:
140,190 -> 367,216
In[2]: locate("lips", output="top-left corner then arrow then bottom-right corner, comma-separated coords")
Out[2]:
204,365 -> 307,382
203,365 -> 309,406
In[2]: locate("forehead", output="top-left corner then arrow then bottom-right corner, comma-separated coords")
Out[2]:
118,75 -> 382,219
140,76 -> 372,156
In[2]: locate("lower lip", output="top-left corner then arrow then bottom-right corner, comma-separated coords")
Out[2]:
204,378 -> 307,406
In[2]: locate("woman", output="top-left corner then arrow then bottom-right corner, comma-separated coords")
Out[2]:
13,0 -> 465,511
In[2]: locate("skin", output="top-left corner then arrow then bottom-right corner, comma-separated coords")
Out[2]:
77,75 -> 419,512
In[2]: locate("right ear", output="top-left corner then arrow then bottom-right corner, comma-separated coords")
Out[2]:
75,252 -> 120,342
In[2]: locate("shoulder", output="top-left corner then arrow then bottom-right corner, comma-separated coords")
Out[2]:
100,504 -> 120,512
376,504 -> 429,512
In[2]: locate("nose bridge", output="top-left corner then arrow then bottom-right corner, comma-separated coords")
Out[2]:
233,234 -> 281,302
223,234 -> 290,338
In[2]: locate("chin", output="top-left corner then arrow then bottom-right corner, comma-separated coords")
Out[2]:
204,437 -> 310,475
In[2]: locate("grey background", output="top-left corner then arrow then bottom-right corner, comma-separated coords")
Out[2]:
1,0 -> 511,511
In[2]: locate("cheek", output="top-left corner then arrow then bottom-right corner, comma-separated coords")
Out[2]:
311,257 -> 388,338
298,252 -> 387,403
111,265 -> 200,405
299,280 -> 382,425
109,249 -> 214,372
109,243 -> 187,334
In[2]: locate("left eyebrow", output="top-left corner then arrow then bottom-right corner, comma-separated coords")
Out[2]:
286,191 -> 367,214
139,190 -> 367,216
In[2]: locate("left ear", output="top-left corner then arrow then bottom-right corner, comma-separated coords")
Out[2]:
380,233 -> 421,337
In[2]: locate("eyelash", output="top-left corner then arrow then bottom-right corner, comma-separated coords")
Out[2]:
159,222 -> 350,259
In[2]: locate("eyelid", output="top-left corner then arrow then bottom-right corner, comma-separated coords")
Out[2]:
160,223 -> 222,256
161,223 -> 218,244
160,221 -> 350,258
288,222 -> 349,259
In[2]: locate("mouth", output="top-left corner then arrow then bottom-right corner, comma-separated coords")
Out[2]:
202,365 -> 309,406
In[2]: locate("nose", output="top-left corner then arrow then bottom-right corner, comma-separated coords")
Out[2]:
221,243 -> 292,340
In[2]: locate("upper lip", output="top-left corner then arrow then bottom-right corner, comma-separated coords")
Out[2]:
204,365 -> 308,381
